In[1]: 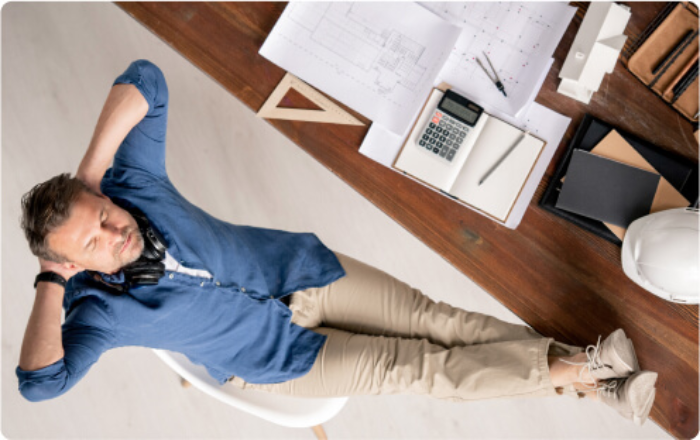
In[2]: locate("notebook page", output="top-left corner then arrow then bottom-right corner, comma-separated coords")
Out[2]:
450,118 -> 544,221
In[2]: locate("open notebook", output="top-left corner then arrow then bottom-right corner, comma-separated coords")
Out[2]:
393,88 -> 546,223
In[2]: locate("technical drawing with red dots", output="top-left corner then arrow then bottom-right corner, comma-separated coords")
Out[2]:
421,2 -> 576,116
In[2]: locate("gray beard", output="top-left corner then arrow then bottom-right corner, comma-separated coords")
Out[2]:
116,227 -> 145,268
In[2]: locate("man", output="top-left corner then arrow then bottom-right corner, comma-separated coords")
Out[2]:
17,60 -> 657,425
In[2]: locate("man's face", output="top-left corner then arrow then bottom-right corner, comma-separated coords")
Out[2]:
47,191 -> 144,274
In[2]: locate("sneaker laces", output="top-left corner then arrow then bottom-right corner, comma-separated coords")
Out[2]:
560,335 -> 607,387
593,379 -> 620,400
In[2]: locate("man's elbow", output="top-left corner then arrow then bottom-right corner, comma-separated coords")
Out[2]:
16,360 -> 71,402
18,380 -> 68,402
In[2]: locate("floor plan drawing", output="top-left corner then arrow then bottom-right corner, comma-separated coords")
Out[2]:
260,2 -> 461,134
422,2 -> 576,116
286,3 -> 429,95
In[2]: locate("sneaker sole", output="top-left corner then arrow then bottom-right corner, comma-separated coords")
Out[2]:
608,329 -> 639,374
633,388 -> 656,426
628,372 -> 658,425
628,338 -> 641,372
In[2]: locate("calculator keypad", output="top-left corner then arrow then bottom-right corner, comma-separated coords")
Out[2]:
416,111 -> 470,162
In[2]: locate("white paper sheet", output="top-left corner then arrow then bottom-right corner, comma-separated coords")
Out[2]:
360,102 -> 569,169
359,123 -> 405,168
499,104 -> 571,229
260,1 -> 574,228
259,2 -> 462,134
359,102 -> 571,228
420,2 -> 576,116
359,56 -> 554,169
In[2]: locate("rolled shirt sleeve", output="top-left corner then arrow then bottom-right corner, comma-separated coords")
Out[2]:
111,59 -> 170,180
16,295 -> 116,402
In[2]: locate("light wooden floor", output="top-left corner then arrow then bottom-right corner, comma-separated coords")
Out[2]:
1,3 -> 669,439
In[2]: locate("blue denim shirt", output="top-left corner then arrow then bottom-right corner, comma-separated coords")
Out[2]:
16,60 -> 345,402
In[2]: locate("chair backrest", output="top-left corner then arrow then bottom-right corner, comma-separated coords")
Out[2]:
153,349 -> 348,428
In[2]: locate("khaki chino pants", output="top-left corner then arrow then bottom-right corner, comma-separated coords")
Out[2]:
230,253 -> 582,401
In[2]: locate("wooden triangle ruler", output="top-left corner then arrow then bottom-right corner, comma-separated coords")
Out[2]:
257,73 -> 364,126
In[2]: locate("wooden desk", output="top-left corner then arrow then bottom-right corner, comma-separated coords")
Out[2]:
116,2 -> 698,437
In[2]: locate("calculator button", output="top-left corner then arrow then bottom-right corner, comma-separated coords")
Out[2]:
429,122 -> 436,129
436,141 -> 443,148
429,138 -> 436,144
458,131 -> 466,138
456,137 -> 463,144
446,150 -> 456,161
446,140 -> 453,145
435,112 -> 443,118
422,134 -> 430,140
432,118 -> 440,124
432,132 -> 439,138
426,128 -> 433,134
439,148 -> 448,158
447,124 -> 453,130
436,127 -> 442,133
419,140 -> 426,146
440,136 -> 446,142
432,147 -> 440,154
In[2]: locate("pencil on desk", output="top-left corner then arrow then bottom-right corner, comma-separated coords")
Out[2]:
671,65 -> 698,104
663,52 -> 699,97
652,30 -> 695,76
479,131 -> 529,186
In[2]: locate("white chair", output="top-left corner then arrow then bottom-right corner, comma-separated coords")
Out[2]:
153,349 -> 348,439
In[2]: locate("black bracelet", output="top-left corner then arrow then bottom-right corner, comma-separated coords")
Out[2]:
34,272 -> 67,289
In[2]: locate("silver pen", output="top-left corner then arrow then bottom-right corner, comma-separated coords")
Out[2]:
478,131 -> 530,186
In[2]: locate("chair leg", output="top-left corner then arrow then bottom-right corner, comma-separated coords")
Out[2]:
311,424 -> 327,440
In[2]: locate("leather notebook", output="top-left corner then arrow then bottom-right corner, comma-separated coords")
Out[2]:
556,149 -> 661,227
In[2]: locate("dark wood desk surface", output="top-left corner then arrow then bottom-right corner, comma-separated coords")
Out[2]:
116,2 -> 698,437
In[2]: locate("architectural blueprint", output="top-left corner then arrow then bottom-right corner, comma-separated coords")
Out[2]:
421,2 -> 577,116
260,2 -> 461,134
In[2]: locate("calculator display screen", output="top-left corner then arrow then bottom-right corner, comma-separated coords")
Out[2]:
441,97 -> 479,125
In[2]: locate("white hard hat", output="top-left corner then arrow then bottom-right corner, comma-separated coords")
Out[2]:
621,207 -> 699,304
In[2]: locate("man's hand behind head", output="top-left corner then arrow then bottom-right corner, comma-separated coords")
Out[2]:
38,257 -> 82,282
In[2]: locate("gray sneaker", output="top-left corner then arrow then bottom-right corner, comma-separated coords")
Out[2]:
597,371 -> 658,425
564,329 -> 641,385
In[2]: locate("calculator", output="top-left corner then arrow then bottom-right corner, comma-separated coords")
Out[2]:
415,90 -> 484,163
